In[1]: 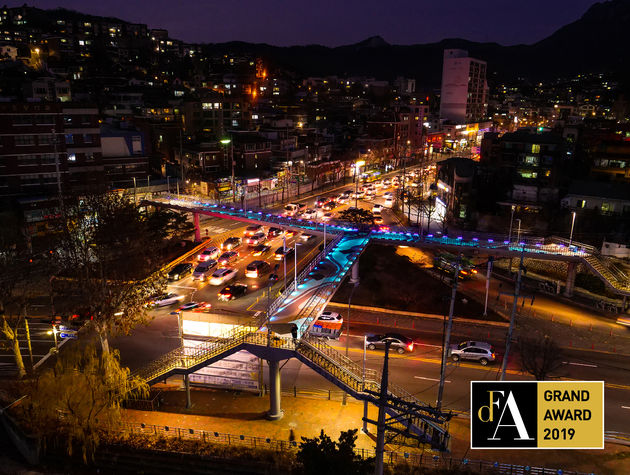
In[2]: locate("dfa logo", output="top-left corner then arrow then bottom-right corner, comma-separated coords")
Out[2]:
471,382 -> 538,449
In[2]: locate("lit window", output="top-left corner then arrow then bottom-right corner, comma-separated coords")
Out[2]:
67,153 -> 76,162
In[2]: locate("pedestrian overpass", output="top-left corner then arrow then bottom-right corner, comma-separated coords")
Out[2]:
135,195 -> 630,451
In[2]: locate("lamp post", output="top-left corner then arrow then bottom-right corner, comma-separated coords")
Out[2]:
354,160 -> 366,208
508,205 -> 516,242
569,211 -> 577,247
220,137 -> 234,202
516,218 -> 522,243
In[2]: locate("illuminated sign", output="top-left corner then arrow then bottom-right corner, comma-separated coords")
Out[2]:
471,381 -> 604,449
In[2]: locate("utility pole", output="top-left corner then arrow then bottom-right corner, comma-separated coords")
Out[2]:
283,234 -> 287,291
501,249 -> 525,380
179,129 -> 184,187
374,339 -> 391,475
483,257 -> 493,317
437,258 -> 460,411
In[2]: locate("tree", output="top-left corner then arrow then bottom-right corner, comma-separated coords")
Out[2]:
297,429 -> 373,475
0,217 -> 34,378
23,341 -> 149,462
146,207 -> 194,244
53,193 -> 166,353
518,335 -> 564,380
338,207 -> 375,224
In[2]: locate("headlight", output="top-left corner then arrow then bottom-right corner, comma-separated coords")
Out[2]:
173,274 -> 179,279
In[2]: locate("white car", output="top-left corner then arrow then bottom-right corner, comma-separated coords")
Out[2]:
301,209 -> 319,220
192,260 -> 217,281
150,293 -> 185,307
384,197 -> 394,208
209,267 -> 238,286
198,246 -> 220,262
383,191 -> 393,199
372,204 -> 383,215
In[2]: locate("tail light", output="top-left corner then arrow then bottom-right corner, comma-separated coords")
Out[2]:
472,269 -> 478,274
491,353 -> 496,358
407,343 -> 414,351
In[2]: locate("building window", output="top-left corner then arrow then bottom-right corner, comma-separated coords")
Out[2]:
67,153 -> 76,162
523,155 -> 539,165
15,135 -> 36,146
83,134 -> 92,144
601,202 -> 611,213
65,134 -> 74,145
577,199 -> 586,208
38,134 -> 54,146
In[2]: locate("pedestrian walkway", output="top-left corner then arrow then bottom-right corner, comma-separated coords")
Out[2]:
123,388 -> 630,474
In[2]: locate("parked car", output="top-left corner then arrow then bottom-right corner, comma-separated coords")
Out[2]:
198,246 -> 220,262
245,260 -> 271,278
274,246 -> 295,260
209,267 -> 238,285
244,224 -> 264,236
217,284 -> 248,301
168,263 -> 193,281
268,227 -> 285,238
218,251 -> 239,266
222,237 -> 242,250
366,333 -> 414,354
449,341 -> 495,365
192,260 -> 217,281
247,232 -> 267,246
148,293 -> 184,308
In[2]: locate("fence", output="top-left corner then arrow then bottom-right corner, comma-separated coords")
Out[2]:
112,421 -> 591,474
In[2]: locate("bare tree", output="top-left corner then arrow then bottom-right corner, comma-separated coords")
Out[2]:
53,193 -> 166,353
518,335 -> 564,380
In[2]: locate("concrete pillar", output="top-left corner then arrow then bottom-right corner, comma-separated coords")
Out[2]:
564,262 -> 577,297
266,360 -> 283,420
184,374 -> 192,408
350,260 -> 359,284
193,212 -> 201,243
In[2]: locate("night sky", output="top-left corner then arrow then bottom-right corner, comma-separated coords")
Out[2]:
8,0 -> 602,47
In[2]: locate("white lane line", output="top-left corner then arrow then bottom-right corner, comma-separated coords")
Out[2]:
562,361 -> 598,368
622,406 -> 630,410
415,376 -> 450,383
168,285 -> 197,290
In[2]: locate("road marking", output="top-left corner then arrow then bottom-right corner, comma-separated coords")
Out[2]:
415,376 -> 450,383
168,285 -> 197,290
622,406 -> 630,410
562,361 -> 598,368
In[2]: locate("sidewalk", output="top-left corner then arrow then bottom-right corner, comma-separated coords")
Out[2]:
123,388 -> 630,474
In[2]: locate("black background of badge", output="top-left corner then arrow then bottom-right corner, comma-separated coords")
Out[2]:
471,382 -> 538,448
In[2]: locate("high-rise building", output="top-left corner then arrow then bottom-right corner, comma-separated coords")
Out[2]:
439,49 -> 488,124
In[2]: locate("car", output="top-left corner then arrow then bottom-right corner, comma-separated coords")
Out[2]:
218,251 -> 239,266
300,233 -> 315,242
168,263 -> 193,281
337,195 -> 349,204
209,267 -> 238,285
373,215 -> 384,225
252,244 -> 271,256
315,197 -> 327,208
244,224 -> 264,236
322,201 -> 336,211
302,209 -> 318,220
383,179 -> 391,186
285,229 -> 297,238
218,284 -> 248,301
319,311 -> 341,321
274,246 -> 295,260
268,227 -> 285,238
189,302 -> 213,313
383,191 -> 393,199
351,190 -> 365,199
247,232 -> 267,246
321,212 -> 333,222
192,260 -> 217,281
198,246 -> 220,262
341,190 -> 352,196
372,204 -> 383,215
449,341 -> 496,365
176,301 -> 211,312
245,260 -> 271,278
222,237 -> 242,250
366,333 -> 414,354
384,197 -> 394,208
148,293 -> 184,308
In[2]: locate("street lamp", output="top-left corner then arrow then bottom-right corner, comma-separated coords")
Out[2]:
354,160 -> 366,208
516,218 -> 522,243
220,137 -> 234,202
508,205 -> 516,243
569,211 -> 577,247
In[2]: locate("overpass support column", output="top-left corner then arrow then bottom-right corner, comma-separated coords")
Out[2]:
266,360 -> 283,420
564,262 -> 577,297
184,374 -> 192,408
350,261 -> 359,284
193,212 -> 202,243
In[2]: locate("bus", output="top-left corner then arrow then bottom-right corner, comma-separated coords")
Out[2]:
433,252 -> 477,280
308,311 -> 343,339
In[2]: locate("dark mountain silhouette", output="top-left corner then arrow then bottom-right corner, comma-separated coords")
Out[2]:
200,0 -> 630,87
